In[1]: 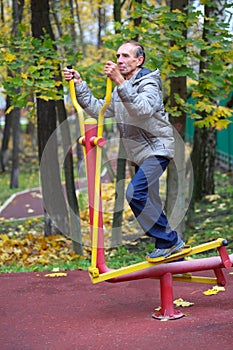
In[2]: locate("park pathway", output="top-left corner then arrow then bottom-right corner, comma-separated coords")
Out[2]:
1,174 -> 233,349
1,269 -> 233,350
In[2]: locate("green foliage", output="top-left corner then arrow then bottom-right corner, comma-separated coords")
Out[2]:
0,25 -> 82,110
0,167 -> 232,273
104,2 -> 233,129
1,3 -> 232,129
76,46 -> 116,99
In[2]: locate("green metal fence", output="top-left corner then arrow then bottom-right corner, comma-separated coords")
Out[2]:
185,117 -> 233,170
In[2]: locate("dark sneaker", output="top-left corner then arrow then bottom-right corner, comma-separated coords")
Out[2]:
148,237 -> 185,259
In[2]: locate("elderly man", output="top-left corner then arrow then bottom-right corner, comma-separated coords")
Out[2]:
64,40 -> 185,260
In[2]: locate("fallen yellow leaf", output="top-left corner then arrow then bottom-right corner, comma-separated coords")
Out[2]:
44,272 -> 67,278
154,306 -> 161,311
203,285 -> 225,295
203,289 -> 218,295
0,234 -> 9,242
174,298 -> 194,307
212,286 -> 225,292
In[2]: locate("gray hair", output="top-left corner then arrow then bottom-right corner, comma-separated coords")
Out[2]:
124,40 -> 145,67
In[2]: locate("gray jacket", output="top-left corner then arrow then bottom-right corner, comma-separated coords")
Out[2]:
75,68 -> 175,165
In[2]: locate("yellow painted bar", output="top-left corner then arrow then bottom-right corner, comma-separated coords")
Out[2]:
90,261 -> 155,284
97,77 -> 112,138
91,77 -> 112,270
69,77 -> 87,180
89,238 -> 228,284
90,250 -> 193,283
90,166 -> 101,271
69,76 -> 112,271
172,274 -> 217,285
69,79 -> 85,138
185,238 -> 225,257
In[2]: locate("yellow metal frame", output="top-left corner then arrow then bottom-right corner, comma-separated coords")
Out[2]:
69,79 -> 85,140
68,76 -> 229,287
89,238 -> 227,284
151,272 -> 217,284
68,73 -> 112,277
90,78 -> 112,272
172,274 -> 217,285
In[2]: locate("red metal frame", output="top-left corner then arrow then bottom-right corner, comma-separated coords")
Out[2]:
82,117 -> 233,320
82,118 -> 109,273
152,273 -> 184,320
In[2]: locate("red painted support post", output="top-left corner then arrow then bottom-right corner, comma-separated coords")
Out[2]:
82,118 -> 108,273
218,245 -> 232,269
152,272 -> 184,320
214,268 -> 226,286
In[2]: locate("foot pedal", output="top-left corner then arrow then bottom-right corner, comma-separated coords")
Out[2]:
146,245 -> 192,264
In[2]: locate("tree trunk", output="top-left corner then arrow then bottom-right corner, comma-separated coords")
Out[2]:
113,0 -> 121,25
68,0 -> 76,48
35,0 -> 83,251
50,0 -> 63,38
10,105 -> 20,188
8,0 -> 25,186
74,0 -> 86,56
191,126 -> 216,200
166,0 -> 188,237
190,3 -> 217,203
133,0 -> 142,36
37,98 -> 70,237
97,0 -> 105,48
56,98 -> 83,254
0,0 -> 4,22
0,96 -> 12,172
31,0 -> 69,237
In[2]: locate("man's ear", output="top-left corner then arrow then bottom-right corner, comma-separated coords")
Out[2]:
137,56 -> 144,66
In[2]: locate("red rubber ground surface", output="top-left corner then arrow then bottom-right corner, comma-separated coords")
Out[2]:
1,269 -> 233,350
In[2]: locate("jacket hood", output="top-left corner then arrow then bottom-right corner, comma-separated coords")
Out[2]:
135,67 -> 152,79
133,67 -> 162,90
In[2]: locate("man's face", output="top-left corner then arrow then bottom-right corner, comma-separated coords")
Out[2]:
116,43 -> 143,80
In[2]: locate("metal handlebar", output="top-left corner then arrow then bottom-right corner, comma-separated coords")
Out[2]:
67,66 -> 112,273
67,65 -> 85,139
97,77 -> 112,138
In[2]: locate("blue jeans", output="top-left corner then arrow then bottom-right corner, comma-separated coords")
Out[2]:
126,156 -> 178,249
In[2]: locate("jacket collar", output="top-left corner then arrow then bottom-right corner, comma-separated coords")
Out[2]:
135,67 -> 152,79
129,67 -> 152,84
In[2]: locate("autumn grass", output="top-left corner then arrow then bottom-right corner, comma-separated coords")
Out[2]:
104,170 -> 233,267
0,139 -> 233,273
185,171 -> 233,252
